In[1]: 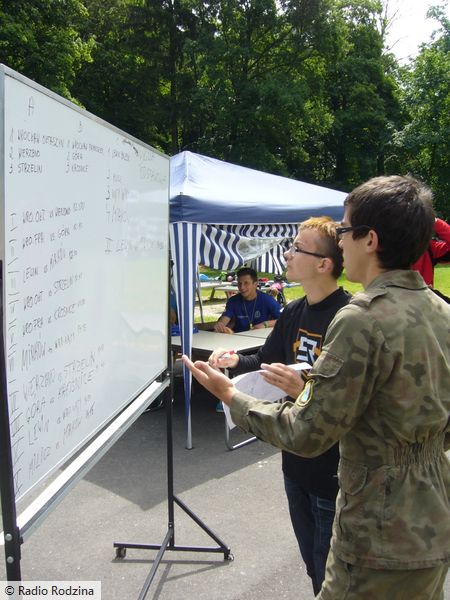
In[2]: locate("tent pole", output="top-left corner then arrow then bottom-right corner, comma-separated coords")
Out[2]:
196,267 -> 204,324
187,409 -> 192,449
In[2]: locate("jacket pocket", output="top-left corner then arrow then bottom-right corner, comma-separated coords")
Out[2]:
380,463 -> 450,562
335,458 -> 385,559
336,459 -> 368,544
338,458 -> 368,495
312,350 -> 344,379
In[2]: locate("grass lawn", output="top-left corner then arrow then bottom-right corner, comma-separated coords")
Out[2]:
434,263 -> 450,296
198,264 -> 449,320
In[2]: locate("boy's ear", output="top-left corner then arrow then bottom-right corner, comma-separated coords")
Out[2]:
366,229 -> 379,253
317,257 -> 334,274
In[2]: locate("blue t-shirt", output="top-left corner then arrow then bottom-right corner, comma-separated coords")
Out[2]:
170,288 -> 177,311
222,290 -> 281,333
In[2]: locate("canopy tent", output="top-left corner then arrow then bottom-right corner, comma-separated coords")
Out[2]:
169,150 -> 346,447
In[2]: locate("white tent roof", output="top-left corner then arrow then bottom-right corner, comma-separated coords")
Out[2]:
170,151 -> 346,224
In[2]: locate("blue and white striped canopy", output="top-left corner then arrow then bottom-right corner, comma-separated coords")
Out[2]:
199,224 -> 297,272
169,151 -> 346,447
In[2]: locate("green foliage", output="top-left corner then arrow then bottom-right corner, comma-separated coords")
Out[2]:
322,0 -> 401,186
0,0 -> 448,212
176,0 -> 335,175
389,9 -> 450,219
71,0 -> 170,150
0,0 -> 94,102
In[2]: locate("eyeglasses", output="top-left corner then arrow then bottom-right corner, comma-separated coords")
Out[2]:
286,245 -> 327,259
335,225 -> 371,238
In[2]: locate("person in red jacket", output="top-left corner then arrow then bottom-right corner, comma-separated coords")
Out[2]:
411,217 -> 450,285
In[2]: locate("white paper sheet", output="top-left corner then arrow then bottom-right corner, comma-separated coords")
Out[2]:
222,362 -> 311,429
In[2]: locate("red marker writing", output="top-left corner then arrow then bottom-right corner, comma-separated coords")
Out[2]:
219,350 -> 237,360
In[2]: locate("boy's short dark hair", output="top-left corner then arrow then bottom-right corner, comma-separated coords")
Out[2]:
237,267 -> 258,282
345,175 -> 435,269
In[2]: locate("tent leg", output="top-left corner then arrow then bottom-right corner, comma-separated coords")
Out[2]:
186,409 -> 192,450
196,268 -> 205,323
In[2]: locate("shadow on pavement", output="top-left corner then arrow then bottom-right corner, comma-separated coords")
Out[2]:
82,377 -> 278,511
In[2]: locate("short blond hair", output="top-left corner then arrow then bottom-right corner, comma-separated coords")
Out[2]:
298,216 -> 343,278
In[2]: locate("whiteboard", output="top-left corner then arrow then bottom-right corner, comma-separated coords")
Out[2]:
0,65 -> 170,502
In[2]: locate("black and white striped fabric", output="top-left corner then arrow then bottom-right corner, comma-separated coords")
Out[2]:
199,223 -> 297,272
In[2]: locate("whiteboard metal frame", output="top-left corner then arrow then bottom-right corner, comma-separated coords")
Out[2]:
0,67 -> 5,261
0,64 -> 171,582
7,377 -> 170,543
0,261 -> 22,579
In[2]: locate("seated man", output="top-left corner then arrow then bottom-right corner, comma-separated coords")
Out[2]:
214,267 -> 281,333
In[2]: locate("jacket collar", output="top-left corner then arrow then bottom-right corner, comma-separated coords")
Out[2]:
366,269 -> 428,292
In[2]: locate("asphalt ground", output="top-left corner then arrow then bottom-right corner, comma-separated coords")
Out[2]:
1,376 -> 449,600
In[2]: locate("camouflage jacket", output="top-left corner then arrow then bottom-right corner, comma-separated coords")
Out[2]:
230,270 -> 450,569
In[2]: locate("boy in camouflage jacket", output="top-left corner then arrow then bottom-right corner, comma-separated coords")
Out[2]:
183,175 -> 450,599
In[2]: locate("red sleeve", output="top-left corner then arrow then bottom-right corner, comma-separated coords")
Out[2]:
430,219 -> 450,259
434,218 -> 450,243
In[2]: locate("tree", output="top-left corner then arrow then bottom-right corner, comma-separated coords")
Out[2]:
179,0 -> 335,177
1,0 -> 413,195
73,0 -> 206,153
0,0 -> 94,101
71,0 -> 403,187
389,7 -> 450,219
322,0 -> 402,188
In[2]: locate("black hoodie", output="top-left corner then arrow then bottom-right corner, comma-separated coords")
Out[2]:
231,287 -> 351,499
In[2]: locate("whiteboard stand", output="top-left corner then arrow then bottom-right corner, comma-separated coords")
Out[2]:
113,313 -> 232,599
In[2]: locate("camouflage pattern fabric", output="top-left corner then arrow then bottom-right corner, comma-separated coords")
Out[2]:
230,270 -> 450,569
317,548 -> 448,599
